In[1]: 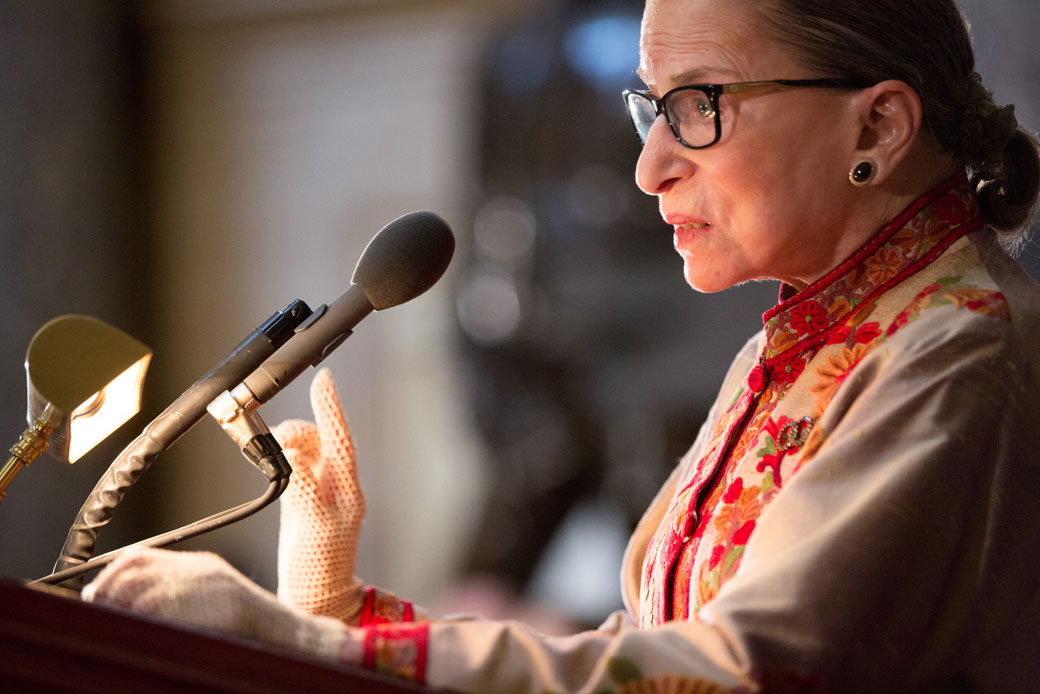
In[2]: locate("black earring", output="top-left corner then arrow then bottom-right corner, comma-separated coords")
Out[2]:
849,160 -> 877,186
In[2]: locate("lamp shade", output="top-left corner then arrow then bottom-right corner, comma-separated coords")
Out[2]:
25,315 -> 151,463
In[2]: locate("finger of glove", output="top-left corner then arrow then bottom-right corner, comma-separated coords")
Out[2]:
271,419 -> 320,463
271,418 -> 323,510
309,369 -> 364,518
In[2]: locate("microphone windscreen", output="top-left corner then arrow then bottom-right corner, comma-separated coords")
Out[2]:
351,211 -> 455,310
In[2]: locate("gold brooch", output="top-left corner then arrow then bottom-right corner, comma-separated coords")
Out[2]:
778,417 -> 814,452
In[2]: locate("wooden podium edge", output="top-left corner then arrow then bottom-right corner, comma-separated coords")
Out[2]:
0,578 -> 441,693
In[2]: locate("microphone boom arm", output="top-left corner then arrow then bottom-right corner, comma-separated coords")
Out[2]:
48,301 -> 311,587
33,432 -> 291,586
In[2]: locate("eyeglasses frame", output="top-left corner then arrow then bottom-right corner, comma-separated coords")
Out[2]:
622,78 -> 875,149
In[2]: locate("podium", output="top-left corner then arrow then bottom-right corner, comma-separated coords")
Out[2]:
0,579 -> 446,693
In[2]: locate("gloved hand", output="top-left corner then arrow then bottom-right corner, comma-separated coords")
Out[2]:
271,368 -> 366,624
82,547 -> 363,665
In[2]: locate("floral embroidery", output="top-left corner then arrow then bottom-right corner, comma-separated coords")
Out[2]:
760,173 -> 980,359
809,343 -> 874,406
770,352 -> 806,386
769,329 -> 800,354
825,295 -> 852,320
362,622 -> 428,683
934,191 -> 969,224
888,278 -> 1011,337
944,289 -> 1011,319
789,300 -> 828,336
640,174 -> 986,627
359,586 -> 415,626
853,322 -> 883,344
708,544 -> 726,570
890,226 -> 921,255
825,321 -> 881,348
755,415 -> 798,488
712,478 -> 762,537
864,246 -> 902,286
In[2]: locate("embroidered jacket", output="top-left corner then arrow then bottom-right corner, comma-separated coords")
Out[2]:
357,175 -> 1040,693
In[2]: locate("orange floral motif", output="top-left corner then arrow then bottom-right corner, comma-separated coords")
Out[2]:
701,479 -> 725,516
940,289 -> 1011,320
826,296 -> 852,320
845,262 -> 868,290
943,288 -> 998,309
864,246 -> 903,286
758,381 -> 779,405
889,226 -> 920,254
728,426 -> 756,465
846,297 -> 878,326
965,293 -> 1011,320
712,479 -> 761,535
809,342 -> 873,406
696,572 -> 717,609
924,216 -> 949,244
770,329 -> 798,353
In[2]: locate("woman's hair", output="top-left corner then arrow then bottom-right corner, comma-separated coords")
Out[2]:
752,0 -> 1040,250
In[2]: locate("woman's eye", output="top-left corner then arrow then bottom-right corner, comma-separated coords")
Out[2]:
696,102 -> 716,120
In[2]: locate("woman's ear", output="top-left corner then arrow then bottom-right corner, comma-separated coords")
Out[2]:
851,80 -> 923,184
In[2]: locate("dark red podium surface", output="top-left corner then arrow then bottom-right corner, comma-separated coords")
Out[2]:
0,579 -> 444,693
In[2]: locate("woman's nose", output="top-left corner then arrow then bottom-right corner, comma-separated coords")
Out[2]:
634,116 -> 693,196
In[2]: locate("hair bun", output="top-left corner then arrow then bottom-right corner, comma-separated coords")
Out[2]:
960,72 -> 1018,171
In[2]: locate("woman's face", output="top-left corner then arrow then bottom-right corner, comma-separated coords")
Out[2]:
636,0 -> 864,292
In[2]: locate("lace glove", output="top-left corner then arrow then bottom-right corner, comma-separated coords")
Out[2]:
82,547 -> 362,665
271,368 -> 366,624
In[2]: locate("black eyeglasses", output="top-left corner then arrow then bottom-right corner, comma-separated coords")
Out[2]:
622,78 -> 874,149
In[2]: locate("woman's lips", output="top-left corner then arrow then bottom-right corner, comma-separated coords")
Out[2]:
668,216 -> 713,248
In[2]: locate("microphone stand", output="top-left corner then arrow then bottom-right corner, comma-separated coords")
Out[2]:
39,301 -> 311,589
33,435 -> 290,586
38,210 -> 456,590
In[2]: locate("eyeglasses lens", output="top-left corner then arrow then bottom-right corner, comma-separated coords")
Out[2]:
625,93 -> 657,144
626,89 -> 717,148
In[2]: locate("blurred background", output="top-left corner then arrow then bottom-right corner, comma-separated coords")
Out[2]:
1,0 -> 1037,633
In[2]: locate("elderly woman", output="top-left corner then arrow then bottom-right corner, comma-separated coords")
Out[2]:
84,0 -> 1040,691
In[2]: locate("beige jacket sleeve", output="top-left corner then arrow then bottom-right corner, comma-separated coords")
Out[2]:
417,310 -> 1040,693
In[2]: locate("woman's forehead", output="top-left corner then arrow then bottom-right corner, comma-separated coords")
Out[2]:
638,0 -> 790,89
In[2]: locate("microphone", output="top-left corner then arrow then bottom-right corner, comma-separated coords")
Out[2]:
240,210 -> 455,405
43,210 -> 455,587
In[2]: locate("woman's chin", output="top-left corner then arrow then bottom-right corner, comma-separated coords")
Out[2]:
682,260 -> 743,294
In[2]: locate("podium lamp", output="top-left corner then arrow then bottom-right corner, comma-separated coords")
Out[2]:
0,315 -> 151,502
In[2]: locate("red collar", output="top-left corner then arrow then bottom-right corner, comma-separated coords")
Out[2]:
759,172 -> 983,363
